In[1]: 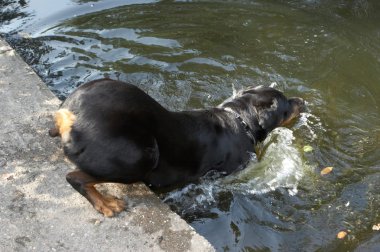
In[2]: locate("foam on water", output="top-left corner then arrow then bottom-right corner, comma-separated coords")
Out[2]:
234,127 -> 304,196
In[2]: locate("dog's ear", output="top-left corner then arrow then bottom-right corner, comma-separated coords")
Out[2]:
257,99 -> 279,130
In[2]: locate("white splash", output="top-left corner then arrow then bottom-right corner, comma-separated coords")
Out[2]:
164,127 -> 308,206
226,127 -> 305,196
269,82 -> 278,88
293,112 -> 325,141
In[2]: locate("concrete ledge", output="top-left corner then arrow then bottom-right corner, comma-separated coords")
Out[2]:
0,38 -> 214,252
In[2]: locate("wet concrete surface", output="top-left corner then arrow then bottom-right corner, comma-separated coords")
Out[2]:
0,37 -> 214,252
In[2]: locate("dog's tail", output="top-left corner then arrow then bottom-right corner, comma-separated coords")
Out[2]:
49,109 -> 76,142
48,127 -> 60,137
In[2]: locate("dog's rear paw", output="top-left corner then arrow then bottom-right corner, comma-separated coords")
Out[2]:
94,195 -> 126,217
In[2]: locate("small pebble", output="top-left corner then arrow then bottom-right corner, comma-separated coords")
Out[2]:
0,158 -> 7,167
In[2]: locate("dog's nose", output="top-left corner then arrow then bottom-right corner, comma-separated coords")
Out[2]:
289,97 -> 306,113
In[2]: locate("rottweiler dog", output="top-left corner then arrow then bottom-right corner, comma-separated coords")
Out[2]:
49,78 -> 305,216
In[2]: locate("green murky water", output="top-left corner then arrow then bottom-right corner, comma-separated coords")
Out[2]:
2,0 -> 380,250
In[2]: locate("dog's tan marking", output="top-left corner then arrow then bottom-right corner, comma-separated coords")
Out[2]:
54,109 -> 76,142
280,110 -> 301,127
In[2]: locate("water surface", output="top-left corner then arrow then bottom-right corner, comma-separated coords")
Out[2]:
2,0 -> 380,251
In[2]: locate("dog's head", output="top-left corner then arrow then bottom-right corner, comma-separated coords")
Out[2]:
222,86 -> 305,134
242,86 -> 305,130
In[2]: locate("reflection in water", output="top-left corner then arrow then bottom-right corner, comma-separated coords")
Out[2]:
2,0 -> 380,250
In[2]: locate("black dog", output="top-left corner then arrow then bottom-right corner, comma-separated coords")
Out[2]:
49,78 -> 304,216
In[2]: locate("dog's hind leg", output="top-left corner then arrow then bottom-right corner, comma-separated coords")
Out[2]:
66,170 -> 125,217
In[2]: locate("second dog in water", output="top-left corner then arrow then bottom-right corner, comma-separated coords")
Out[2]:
49,78 -> 305,216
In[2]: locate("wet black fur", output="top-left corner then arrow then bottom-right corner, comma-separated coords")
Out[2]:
59,78 -> 303,188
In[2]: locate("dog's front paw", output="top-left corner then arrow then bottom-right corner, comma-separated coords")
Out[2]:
94,195 -> 126,217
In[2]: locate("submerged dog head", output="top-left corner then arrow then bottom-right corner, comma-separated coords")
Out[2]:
221,85 -> 305,136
